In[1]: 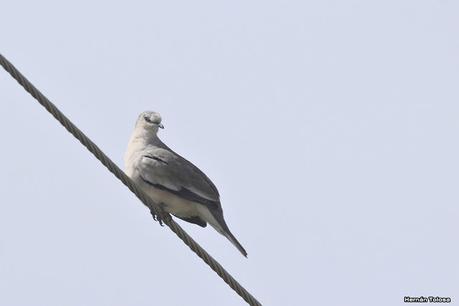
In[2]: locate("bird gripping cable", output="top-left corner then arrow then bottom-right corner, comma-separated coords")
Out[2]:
0,53 -> 262,306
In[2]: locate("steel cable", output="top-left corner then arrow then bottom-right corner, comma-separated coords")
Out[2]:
0,53 -> 262,306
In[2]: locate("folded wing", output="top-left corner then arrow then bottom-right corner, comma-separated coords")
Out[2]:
136,147 -> 221,209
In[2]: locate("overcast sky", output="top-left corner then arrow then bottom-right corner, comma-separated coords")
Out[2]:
1,1 -> 458,305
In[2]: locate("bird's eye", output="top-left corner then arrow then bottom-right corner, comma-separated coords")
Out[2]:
144,116 -> 153,123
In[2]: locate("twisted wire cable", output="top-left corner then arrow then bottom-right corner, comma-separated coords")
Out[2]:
0,53 -> 262,306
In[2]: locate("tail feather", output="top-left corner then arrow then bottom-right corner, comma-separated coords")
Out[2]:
222,227 -> 248,257
196,205 -> 248,257
210,210 -> 247,257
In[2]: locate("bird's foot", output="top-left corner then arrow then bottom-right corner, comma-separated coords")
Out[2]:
150,205 -> 170,226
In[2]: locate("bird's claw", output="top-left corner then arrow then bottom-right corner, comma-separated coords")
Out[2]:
150,207 -> 167,226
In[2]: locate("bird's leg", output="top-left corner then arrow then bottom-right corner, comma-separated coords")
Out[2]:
150,203 -> 170,226
150,206 -> 163,226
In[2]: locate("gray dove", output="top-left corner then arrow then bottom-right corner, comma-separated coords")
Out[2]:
124,111 -> 247,257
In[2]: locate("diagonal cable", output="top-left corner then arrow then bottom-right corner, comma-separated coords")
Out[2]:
0,53 -> 262,306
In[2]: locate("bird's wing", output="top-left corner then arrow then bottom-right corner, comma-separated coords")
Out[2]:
136,146 -> 221,208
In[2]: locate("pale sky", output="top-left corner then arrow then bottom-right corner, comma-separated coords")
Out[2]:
1,1 -> 458,305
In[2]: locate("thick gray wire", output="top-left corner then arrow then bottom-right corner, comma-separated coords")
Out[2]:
0,53 -> 262,306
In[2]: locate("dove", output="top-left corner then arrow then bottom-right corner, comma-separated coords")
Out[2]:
124,111 -> 247,256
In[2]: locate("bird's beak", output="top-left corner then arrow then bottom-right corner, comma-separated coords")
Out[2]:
158,123 -> 164,129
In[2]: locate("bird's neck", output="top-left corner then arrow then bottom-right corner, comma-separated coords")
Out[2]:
129,127 -> 158,148
124,127 -> 159,174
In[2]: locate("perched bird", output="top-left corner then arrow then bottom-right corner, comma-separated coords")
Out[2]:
124,111 -> 247,257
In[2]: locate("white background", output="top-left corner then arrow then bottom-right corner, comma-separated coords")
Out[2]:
1,1 -> 458,305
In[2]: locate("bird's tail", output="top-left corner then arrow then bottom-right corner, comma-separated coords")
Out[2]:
210,211 -> 248,257
222,226 -> 248,257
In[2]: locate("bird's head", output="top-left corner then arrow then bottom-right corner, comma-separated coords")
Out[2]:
136,111 -> 164,132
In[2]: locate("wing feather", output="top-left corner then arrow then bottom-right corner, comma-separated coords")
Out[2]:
136,146 -> 221,208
